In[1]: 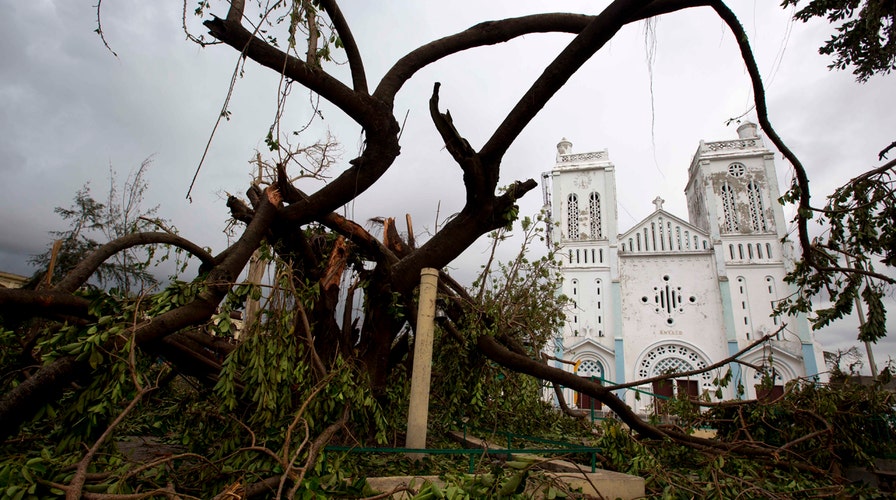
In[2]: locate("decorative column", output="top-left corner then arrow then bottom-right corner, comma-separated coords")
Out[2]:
405,268 -> 439,459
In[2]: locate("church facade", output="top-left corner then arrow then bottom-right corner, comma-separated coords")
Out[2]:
545,122 -> 825,415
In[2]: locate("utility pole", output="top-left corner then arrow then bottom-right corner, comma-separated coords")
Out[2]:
846,255 -> 878,377
405,268 -> 439,459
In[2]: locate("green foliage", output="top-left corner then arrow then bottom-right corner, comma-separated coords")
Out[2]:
597,415 -> 891,498
777,165 -> 894,342
0,271 -> 390,497
710,379 -> 896,470
470,213 -> 568,354
428,213 -> 573,435
783,0 -> 896,82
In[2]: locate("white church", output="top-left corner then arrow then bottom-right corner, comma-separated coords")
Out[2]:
545,122 -> 826,415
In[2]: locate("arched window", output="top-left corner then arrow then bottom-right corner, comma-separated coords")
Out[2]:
747,181 -> 768,232
589,192 -> 602,238
637,344 -> 712,384
721,182 -> 739,233
567,193 -> 579,240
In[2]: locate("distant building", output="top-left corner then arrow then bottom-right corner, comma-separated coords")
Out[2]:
0,271 -> 27,289
545,123 -> 826,415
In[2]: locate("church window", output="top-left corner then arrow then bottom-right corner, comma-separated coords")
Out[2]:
738,244 -> 744,260
729,244 -> 735,260
685,230 -> 691,250
747,182 -> 768,232
599,249 -> 604,262
567,194 -> 579,239
591,249 -> 596,262
721,182 -> 739,232
658,220 -> 665,250
756,243 -> 763,259
728,162 -> 746,177
589,192 -> 602,238
766,243 -> 772,258
576,249 -> 581,263
571,279 -> 578,296
638,344 -> 712,384
747,244 -> 754,259
646,275 -> 693,323
577,359 -> 602,377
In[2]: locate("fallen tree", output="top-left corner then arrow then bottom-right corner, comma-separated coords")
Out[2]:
1,0 -> 894,497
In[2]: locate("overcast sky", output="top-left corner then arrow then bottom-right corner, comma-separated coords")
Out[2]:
1,1 -> 893,371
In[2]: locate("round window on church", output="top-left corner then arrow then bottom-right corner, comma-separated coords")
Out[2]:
728,163 -> 746,177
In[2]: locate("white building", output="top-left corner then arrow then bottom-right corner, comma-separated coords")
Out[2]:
546,123 -> 825,415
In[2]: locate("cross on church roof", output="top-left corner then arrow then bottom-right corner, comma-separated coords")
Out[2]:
652,196 -> 665,211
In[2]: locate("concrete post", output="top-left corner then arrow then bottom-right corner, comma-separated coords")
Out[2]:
405,268 -> 439,459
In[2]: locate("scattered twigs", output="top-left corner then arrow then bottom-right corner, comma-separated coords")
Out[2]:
64,387 -> 154,500
283,406 -> 350,499
66,297 -> 163,500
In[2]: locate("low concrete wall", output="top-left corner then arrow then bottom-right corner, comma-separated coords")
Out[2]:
366,470 -> 645,499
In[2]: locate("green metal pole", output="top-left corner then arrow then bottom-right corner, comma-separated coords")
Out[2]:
590,376 -> 595,424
